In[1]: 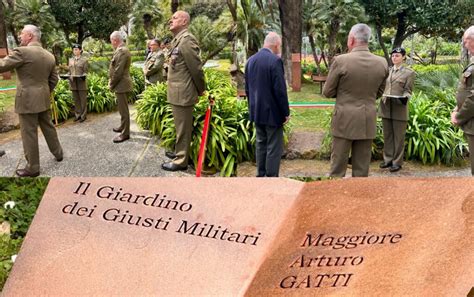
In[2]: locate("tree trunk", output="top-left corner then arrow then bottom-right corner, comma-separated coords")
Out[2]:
0,2 -> 8,49
308,34 -> 321,75
392,12 -> 407,48
327,19 -> 340,65
375,22 -> 390,64
278,0 -> 302,85
171,0 -> 179,13
5,0 -> 18,46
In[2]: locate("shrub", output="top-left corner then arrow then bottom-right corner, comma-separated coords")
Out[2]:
130,66 -> 145,103
404,91 -> 467,165
51,80 -> 74,122
135,69 -> 255,176
0,177 -> 49,289
86,73 -> 116,113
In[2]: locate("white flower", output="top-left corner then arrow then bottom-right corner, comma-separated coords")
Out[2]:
11,255 -> 17,262
3,201 -> 15,209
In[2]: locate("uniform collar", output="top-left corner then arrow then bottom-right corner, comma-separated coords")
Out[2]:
27,41 -> 42,47
351,45 -> 369,52
174,28 -> 188,40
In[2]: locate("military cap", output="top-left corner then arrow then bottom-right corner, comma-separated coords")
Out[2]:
391,47 -> 406,56
72,43 -> 82,50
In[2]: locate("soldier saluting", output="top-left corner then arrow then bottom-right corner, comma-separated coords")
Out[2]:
378,47 -> 415,173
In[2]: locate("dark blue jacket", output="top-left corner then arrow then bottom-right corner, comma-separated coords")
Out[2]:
245,48 -> 289,127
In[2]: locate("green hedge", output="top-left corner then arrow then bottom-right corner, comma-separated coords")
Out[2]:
136,69 -> 255,176
0,178 -> 49,289
51,69 -> 145,122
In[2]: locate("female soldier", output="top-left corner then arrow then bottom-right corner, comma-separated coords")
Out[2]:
69,44 -> 88,122
378,47 -> 415,172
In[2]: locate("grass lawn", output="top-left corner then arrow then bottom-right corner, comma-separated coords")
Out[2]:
288,80 -> 333,132
0,73 -> 17,110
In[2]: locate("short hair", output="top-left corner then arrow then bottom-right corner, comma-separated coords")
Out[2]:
23,24 -> 41,40
350,23 -> 371,43
150,39 -> 160,46
464,26 -> 474,39
110,31 -> 125,42
263,32 -> 281,47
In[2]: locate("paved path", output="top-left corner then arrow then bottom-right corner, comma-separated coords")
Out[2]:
0,107 -> 194,177
0,106 -> 471,178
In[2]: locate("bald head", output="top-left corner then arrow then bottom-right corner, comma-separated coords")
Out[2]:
170,10 -> 191,35
263,32 -> 282,55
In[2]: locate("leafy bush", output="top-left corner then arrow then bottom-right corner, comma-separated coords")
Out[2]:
51,80 -> 74,122
88,56 -> 110,76
87,73 -> 116,113
136,69 -> 256,176
404,91 -> 467,165
414,64 -> 461,94
0,177 -> 49,289
130,66 -> 145,103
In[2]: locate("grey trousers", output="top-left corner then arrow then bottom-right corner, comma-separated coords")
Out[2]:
255,124 -> 284,177
116,92 -> 130,137
19,110 -> 63,173
72,89 -> 87,120
171,104 -> 194,167
382,118 -> 407,166
330,137 -> 372,177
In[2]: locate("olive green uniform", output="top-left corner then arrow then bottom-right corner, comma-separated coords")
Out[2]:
455,59 -> 474,175
167,29 -> 206,167
378,65 -> 415,167
68,55 -> 88,120
323,46 -> 388,177
109,45 -> 133,137
0,42 -> 63,173
144,50 -> 165,84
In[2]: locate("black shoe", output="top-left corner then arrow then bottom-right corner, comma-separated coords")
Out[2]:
165,151 -> 176,159
112,127 -> 122,133
379,161 -> 392,169
113,135 -> 130,143
389,165 -> 402,172
161,162 -> 187,172
79,117 -> 86,123
0,150 -> 5,157
56,155 -> 63,162
16,169 -> 40,177
73,117 -> 80,122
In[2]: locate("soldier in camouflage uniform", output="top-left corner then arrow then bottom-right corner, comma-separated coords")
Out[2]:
162,11 -> 206,172
143,39 -> 165,85
451,26 -> 474,175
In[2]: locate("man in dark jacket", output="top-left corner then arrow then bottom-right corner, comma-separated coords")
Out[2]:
245,32 -> 290,177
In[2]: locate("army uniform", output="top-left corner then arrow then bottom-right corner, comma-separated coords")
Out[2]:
0,41 -> 63,175
454,58 -> 474,175
109,44 -> 133,138
68,54 -> 88,121
378,65 -> 415,170
144,49 -> 165,85
166,29 -> 205,168
323,46 -> 388,177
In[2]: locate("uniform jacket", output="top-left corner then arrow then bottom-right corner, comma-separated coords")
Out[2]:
167,29 -> 205,106
68,55 -> 88,91
0,42 -> 58,114
144,50 -> 165,83
323,46 -> 388,140
109,45 -> 133,93
378,65 -> 415,121
245,48 -> 289,127
456,60 -> 474,135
